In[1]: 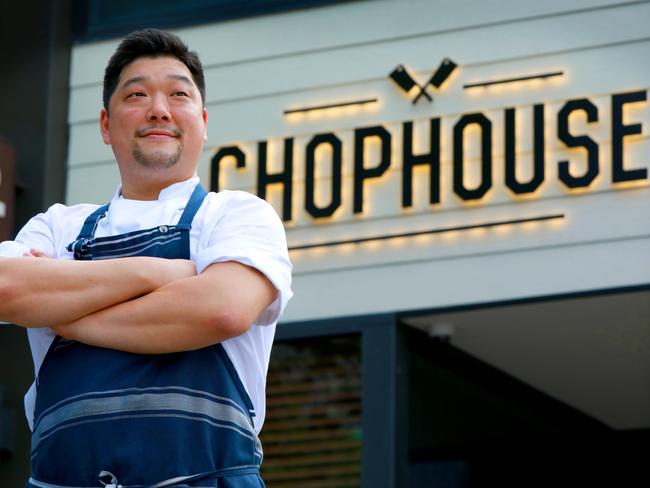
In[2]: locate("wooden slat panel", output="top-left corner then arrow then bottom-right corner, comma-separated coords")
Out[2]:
260,335 -> 362,487
263,414 -> 361,432
269,476 -> 361,488
263,463 -> 361,481
263,450 -> 361,469
262,427 -> 359,444
266,366 -> 361,385
266,401 -> 361,420
265,390 -> 361,408
267,377 -> 362,395
264,439 -> 361,456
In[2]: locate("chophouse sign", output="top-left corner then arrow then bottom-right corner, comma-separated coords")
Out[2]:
211,89 -> 648,222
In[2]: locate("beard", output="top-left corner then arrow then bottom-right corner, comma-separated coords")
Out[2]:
132,140 -> 183,169
132,126 -> 184,169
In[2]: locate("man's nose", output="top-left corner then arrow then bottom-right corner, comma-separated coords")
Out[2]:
146,94 -> 171,121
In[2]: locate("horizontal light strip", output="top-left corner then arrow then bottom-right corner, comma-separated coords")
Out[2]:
288,213 -> 565,251
463,71 -> 564,89
283,97 -> 378,115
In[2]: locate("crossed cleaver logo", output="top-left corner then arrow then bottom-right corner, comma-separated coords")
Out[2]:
389,58 -> 457,104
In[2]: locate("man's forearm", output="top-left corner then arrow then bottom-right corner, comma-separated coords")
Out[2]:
0,257 -> 196,327
54,261 -> 277,354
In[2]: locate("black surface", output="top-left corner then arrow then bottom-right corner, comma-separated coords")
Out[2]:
73,0 -> 358,43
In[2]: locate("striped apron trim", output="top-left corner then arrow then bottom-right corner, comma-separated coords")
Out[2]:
32,389 -> 258,459
34,385 -> 250,428
84,226 -> 171,247
89,235 -> 184,259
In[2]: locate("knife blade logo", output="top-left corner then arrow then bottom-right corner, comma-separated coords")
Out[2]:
390,58 -> 457,104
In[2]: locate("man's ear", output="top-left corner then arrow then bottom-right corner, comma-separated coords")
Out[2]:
99,108 -> 111,145
203,108 -> 208,141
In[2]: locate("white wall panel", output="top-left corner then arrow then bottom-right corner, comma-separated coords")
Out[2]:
69,0 -> 630,87
68,39 -> 650,165
287,187 -> 650,274
66,0 -> 650,320
283,236 -> 650,321
68,3 -> 650,124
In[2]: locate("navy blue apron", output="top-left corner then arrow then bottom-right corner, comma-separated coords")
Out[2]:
27,185 -> 265,488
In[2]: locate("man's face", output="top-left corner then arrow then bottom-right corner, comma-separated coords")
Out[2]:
100,56 -> 207,191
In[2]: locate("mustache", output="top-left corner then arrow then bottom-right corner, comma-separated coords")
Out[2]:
136,126 -> 182,137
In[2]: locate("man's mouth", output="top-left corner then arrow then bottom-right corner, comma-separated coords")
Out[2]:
137,127 -> 181,139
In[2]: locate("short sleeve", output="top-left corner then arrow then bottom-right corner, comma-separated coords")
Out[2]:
0,240 -> 27,257
0,208 -> 57,258
195,192 -> 293,325
0,210 -> 57,325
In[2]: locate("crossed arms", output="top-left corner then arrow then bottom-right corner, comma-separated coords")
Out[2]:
0,255 -> 276,354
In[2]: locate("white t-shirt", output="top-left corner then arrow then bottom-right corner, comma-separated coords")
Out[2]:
0,176 -> 293,433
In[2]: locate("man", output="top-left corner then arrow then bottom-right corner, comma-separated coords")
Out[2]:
0,29 -> 292,488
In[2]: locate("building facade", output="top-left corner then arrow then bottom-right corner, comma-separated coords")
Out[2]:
1,1 -> 649,486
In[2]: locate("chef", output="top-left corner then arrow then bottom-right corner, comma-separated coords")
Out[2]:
0,28 -> 292,488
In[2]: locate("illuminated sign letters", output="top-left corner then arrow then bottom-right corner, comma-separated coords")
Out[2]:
212,90 -> 648,222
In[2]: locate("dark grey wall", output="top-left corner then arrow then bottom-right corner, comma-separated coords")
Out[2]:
0,327 -> 33,484
0,0 -> 72,483
0,0 -> 70,234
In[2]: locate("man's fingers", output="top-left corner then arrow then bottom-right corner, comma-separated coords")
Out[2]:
24,249 -> 52,258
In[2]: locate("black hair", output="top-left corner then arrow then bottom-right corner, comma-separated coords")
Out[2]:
103,28 -> 205,112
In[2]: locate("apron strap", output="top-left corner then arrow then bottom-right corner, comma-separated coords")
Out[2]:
66,204 -> 110,256
66,184 -> 207,258
216,344 -> 256,419
72,183 -> 206,245
143,465 -> 260,488
76,204 -> 110,240
177,184 -> 208,227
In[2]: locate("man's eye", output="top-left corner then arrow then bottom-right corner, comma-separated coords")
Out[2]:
172,91 -> 189,97
127,92 -> 146,98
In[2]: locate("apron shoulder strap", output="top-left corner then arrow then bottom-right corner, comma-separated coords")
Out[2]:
177,184 -> 208,227
78,204 -> 110,239
66,203 -> 110,255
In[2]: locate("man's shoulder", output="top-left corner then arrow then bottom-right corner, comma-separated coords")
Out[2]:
207,189 -> 266,204
205,190 -> 278,216
49,201 -> 104,211
196,189 -> 286,245
41,202 -> 104,222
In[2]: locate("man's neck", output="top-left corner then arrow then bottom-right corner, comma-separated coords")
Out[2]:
120,180 -> 175,200
119,174 -> 196,201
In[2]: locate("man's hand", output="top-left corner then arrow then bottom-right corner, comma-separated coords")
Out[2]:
22,248 -> 52,258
